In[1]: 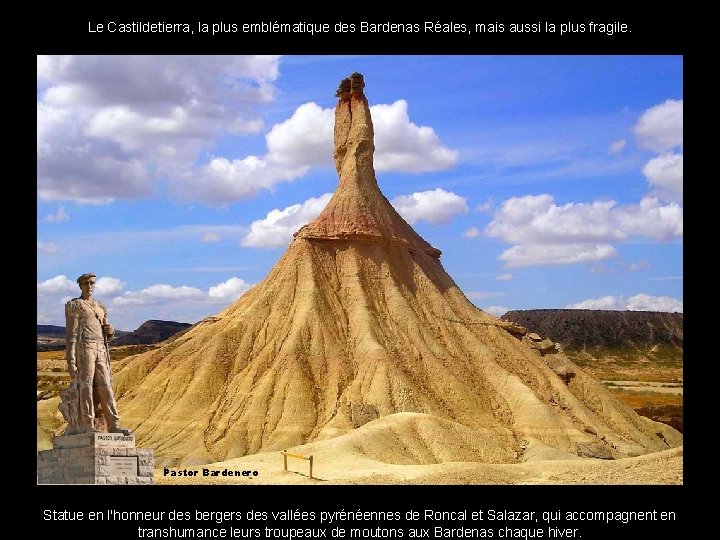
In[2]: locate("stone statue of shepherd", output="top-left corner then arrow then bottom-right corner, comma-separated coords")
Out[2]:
58,273 -> 130,435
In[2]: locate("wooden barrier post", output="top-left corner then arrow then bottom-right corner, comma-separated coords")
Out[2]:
281,450 -> 314,479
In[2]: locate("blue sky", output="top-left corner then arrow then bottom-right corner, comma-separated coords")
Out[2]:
37,55 -> 683,330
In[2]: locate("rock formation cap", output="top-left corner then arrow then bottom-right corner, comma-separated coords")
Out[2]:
295,73 -> 441,258
335,77 -> 351,99
349,72 -> 365,94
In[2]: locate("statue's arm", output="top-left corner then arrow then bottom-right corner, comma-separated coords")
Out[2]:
100,302 -> 115,342
65,302 -> 79,378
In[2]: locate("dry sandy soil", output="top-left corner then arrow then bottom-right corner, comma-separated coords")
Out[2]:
153,413 -> 683,485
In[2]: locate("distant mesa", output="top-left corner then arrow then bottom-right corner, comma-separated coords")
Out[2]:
112,320 -> 192,346
37,324 -> 65,337
37,320 -> 190,351
502,310 -> 683,351
112,73 -> 681,471
37,324 -> 69,352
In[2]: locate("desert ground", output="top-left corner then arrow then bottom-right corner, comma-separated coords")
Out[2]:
37,347 -> 683,485
152,418 -> 682,486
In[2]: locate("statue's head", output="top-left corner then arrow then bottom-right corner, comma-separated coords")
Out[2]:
77,273 -> 96,295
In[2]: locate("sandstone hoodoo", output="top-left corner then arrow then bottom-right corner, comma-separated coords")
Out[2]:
113,74 -> 681,469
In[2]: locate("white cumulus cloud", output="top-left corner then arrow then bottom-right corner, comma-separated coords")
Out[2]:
372,100 -> 458,172
114,284 -> 205,305
642,152 -> 683,202
208,277 -> 252,301
498,243 -> 618,268
626,293 -> 683,312
37,55 -> 280,204
495,273 -> 514,281
486,195 -> 623,244
242,193 -> 333,248
187,156 -> 306,204
95,277 -> 126,296
634,99 -> 683,152
567,293 -> 682,313
391,188 -> 468,224
266,102 -> 335,167
566,295 -> 626,310
485,194 -> 682,267
463,227 -> 481,238
613,197 -> 683,240
633,99 -> 683,204
37,275 -> 76,296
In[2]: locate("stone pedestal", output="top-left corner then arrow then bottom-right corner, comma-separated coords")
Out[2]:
37,432 -> 154,484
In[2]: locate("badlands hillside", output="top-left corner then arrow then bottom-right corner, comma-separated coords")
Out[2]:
83,73 -> 682,483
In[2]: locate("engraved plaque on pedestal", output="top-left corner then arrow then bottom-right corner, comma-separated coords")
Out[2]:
108,456 -> 139,477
